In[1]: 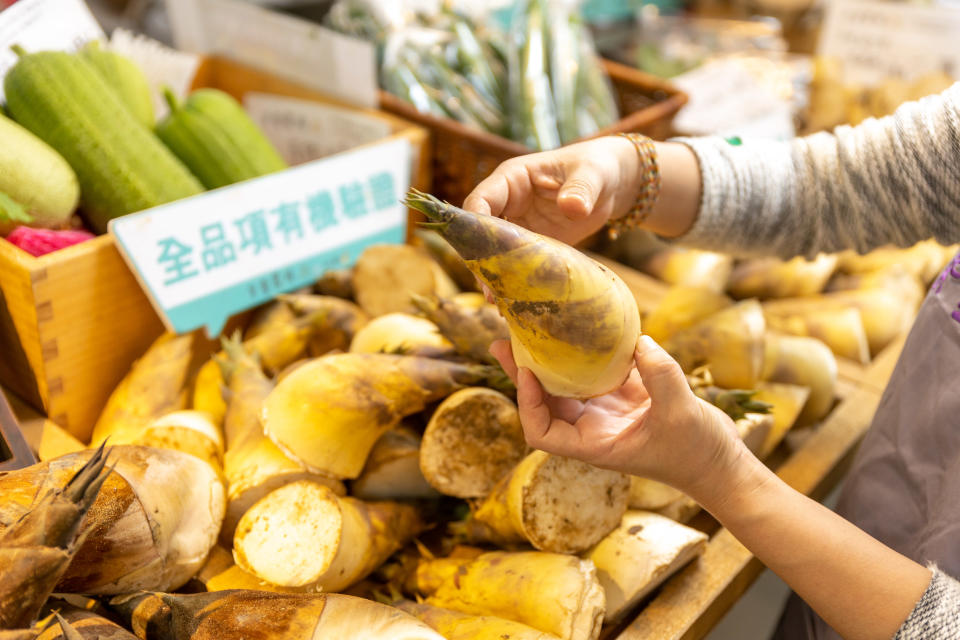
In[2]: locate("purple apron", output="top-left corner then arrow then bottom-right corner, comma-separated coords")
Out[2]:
773,251 -> 960,640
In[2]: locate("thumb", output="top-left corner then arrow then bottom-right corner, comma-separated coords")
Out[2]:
634,335 -> 690,403
557,164 -> 603,219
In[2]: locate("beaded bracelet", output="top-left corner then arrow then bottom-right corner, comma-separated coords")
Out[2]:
608,133 -> 661,239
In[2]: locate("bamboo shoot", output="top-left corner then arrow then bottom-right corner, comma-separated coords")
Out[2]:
420,387 -> 526,498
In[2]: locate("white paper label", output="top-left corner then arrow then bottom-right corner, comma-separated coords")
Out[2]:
243,92 -> 393,165
111,138 -> 411,337
163,0 -> 378,108
671,58 -> 796,139
819,0 -> 960,86
0,0 -> 104,100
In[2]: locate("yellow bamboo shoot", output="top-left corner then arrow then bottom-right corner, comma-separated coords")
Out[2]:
467,451 -> 629,553
420,387 -> 527,498
426,551 -> 605,640
233,480 -> 422,591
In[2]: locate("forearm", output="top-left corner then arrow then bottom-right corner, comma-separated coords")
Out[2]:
643,83 -> 960,258
688,446 -> 931,640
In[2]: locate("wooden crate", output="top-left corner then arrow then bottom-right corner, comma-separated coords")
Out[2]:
379,58 -> 687,206
0,56 -> 430,443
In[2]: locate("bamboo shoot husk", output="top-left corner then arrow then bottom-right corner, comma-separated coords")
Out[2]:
753,383 -> 811,457
193,546 -> 315,593
412,295 -> 509,366
0,446 -> 225,595
36,606 -> 136,640
233,480 -> 422,591
395,601 -> 560,640
353,244 -> 459,317
352,428 -> 438,500
91,334 -> 194,445
349,313 -> 455,358
762,288 -> 916,356
727,254 -> 838,299
244,300 -> 296,341
641,248 -> 732,292
0,447 -> 109,629
665,300 -> 766,389
836,240 -> 954,283
280,294 -> 369,356
452,292 -> 487,310
414,229 -> 481,292
191,359 -> 227,427
403,557 -> 475,597
762,334 -> 837,424
627,478 -> 683,511
584,511 -> 708,624
261,353 -> 506,479
420,388 -> 527,498
765,307 -> 870,364
466,451 -> 629,554
314,268 -> 355,299
111,591 -> 444,640
642,286 -> 732,344
426,551 -> 605,640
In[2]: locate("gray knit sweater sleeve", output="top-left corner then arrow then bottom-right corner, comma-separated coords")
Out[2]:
895,568 -> 960,639
672,82 -> 960,259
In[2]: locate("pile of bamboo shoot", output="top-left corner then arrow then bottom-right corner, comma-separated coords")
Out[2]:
2,216 -> 830,639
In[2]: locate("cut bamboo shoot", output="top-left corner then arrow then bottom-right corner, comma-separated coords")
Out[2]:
642,286 -> 732,344
753,383 -> 811,456
468,451 -> 629,554
233,480 -> 421,592
353,245 -> 459,317
420,388 -> 527,498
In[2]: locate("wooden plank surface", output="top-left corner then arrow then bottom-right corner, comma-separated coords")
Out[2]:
615,383 -> 884,640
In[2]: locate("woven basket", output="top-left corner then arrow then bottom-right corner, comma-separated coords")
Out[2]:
379,58 -> 687,206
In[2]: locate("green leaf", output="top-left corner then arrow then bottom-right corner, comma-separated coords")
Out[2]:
0,191 -> 33,225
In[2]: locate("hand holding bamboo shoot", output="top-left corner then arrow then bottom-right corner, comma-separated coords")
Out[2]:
405,190 -> 640,398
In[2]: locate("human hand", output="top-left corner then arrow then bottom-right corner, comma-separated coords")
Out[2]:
462,136 -> 643,246
489,335 -> 747,496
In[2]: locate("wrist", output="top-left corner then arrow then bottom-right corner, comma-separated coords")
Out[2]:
607,133 -> 661,236
683,410 -> 777,518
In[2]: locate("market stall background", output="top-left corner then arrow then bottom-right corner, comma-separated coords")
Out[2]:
0,0 -> 958,639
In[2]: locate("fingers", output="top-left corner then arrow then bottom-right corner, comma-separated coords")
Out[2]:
489,340 -> 518,382
463,172 -> 509,217
557,163 -> 603,219
634,335 -> 691,403
515,367 -> 585,458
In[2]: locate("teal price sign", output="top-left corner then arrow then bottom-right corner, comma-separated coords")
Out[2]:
111,138 -> 411,337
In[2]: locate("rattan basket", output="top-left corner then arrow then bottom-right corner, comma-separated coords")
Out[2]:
379,58 -> 687,206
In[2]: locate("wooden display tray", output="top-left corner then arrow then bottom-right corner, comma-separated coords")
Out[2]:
0,55 -> 430,443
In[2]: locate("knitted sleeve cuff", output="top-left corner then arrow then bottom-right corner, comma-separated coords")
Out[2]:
894,567 -> 960,640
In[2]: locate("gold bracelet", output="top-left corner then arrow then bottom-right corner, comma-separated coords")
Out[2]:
608,133 -> 661,240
